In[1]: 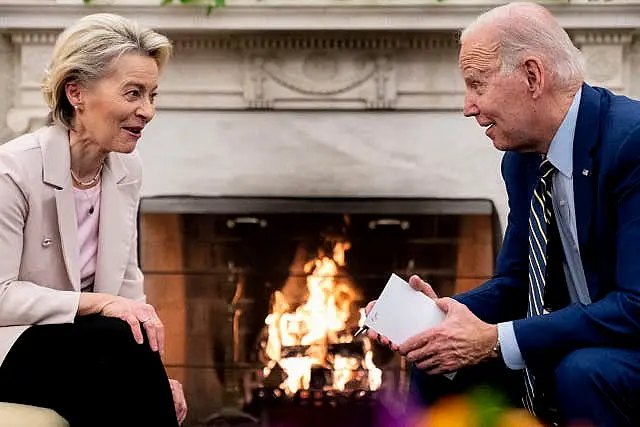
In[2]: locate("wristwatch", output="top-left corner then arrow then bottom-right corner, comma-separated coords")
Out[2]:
492,338 -> 502,359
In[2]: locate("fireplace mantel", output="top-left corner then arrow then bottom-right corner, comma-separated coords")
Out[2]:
2,0 -> 640,31
2,0 -> 640,231
2,0 -> 639,135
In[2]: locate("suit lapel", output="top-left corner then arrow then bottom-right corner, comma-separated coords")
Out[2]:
93,153 -> 135,295
54,188 -> 81,291
573,84 -> 601,252
41,126 -> 81,291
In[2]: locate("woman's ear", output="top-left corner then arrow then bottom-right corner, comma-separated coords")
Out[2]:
64,80 -> 83,109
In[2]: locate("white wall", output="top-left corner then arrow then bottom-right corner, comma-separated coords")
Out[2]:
138,110 -> 508,226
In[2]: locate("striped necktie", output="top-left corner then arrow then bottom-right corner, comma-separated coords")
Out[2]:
524,157 -> 557,414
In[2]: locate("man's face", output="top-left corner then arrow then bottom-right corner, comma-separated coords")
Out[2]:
459,32 -> 537,152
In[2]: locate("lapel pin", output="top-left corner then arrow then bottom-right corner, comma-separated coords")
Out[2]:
582,169 -> 590,176
41,238 -> 53,248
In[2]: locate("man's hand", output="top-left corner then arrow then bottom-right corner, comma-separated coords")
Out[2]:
364,275 -> 438,351
363,299 -> 397,349
398,297 -> 498,374
169,378 -> 187,424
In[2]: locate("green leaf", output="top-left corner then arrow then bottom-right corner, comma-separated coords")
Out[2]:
467,386 -> 510,427
214,0 -> 225,6
83,0 -> 91,4
161,0 -> 173,5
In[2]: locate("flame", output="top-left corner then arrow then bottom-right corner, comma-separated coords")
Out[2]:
359,308 -> 382,391
263,241 -> 382,395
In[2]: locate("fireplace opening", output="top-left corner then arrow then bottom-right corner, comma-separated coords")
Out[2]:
139,197 -> 501,427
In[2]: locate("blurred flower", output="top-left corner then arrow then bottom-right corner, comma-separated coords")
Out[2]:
409,395 -> 475,427
405,386 -> 543,427
495,409 -> 544,427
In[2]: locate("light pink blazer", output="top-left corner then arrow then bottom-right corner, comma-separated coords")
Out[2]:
0,125 -> 145,365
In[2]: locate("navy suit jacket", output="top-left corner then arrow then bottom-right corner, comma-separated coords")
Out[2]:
456,83 -> 640,368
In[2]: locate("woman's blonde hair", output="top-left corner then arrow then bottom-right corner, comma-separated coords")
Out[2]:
42,13 -> 173,129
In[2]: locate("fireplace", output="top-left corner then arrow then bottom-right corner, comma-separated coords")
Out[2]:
139,196 -> 500,427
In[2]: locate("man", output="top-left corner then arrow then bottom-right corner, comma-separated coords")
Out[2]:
367,2 -> 640,425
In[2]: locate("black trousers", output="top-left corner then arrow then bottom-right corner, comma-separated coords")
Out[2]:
408,358 -> 524,411
0,315 -> 179,427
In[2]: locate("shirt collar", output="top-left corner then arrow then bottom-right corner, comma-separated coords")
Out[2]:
546,87 -> 582,178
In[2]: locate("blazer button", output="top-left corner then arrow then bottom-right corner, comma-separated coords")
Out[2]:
42,238 -> 54,248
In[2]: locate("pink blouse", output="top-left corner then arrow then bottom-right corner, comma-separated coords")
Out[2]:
72,183 -> 101,291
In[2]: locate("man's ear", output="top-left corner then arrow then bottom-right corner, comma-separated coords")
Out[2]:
522,57 -> 544,99
64,80 -> 83,108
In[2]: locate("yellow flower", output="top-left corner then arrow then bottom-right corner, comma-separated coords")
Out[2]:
410,395 -> 477,427
496,409 -> 544,427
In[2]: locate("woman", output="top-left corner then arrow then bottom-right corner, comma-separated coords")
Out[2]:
0,13 -> 187,426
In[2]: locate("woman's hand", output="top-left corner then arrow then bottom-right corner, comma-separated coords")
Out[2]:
169,378 -> 188,424
78,293 -> 164,355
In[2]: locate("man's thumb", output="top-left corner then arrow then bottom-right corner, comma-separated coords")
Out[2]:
435,297 -> 453,313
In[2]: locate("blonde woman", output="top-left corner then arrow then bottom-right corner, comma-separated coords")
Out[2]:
0,13 -> 187,426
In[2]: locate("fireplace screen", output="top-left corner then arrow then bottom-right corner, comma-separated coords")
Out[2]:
139,197 -> 500,427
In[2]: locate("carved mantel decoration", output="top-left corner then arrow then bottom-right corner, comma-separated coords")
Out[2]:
572,31 -> 633,92
1,0 -> 639,134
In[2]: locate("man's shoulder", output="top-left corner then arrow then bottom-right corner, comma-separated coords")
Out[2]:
575,85 -> 640,167
586,85 -> 640,135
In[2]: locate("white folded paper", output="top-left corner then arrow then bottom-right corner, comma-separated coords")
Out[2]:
363,273 -> 446,344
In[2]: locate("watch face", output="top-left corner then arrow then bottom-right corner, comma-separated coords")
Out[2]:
493,341 -> 501,356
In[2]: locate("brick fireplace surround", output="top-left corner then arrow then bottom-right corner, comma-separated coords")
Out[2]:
140,197 -> 499,425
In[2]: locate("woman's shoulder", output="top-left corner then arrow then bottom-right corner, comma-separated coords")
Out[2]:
0,129 -> 42,154
0,128 -> 44,173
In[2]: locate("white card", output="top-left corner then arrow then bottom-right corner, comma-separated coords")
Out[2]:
364,273 -> 445,344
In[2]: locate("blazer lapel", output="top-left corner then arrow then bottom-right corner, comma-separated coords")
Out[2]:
41,126 -> 81,291
573,84 -> 601,252
93,153 -> 136,295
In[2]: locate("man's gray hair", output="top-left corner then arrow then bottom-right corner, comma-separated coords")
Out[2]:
461,2 -> 584,89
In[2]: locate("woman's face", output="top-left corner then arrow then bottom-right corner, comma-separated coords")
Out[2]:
69,52 -> 159,153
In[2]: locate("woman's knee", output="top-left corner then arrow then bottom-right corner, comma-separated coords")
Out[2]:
76,315 -> 156,359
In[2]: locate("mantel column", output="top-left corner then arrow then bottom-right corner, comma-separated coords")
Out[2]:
572,31 -> 633,94
5,31 -> 58,135
0,35 -> 14,142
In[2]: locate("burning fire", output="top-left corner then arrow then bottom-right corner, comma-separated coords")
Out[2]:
263,242 -> 382,395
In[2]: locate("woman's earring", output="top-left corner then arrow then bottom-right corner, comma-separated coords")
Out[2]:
73,105 -> 78,110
